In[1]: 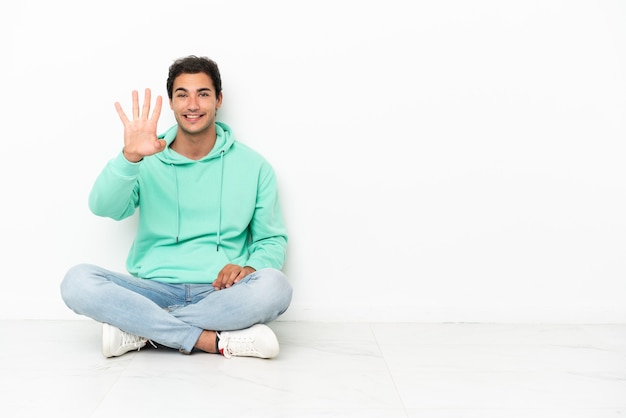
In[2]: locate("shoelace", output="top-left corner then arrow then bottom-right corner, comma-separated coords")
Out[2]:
120,331 -> 155,350
219,333 -> 259,358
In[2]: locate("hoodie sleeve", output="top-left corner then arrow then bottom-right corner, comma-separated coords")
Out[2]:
88,151 -> 141,220
245,163 -> 288,270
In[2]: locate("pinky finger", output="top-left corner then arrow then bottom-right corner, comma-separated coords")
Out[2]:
114,102 -> 130,124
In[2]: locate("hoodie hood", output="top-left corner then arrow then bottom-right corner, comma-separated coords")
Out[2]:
155,121 -> 235,165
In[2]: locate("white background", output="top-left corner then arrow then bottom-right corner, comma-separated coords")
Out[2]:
1,0 -> 625,323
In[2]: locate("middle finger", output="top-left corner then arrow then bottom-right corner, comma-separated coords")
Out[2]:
132,90 -> 139,120
142,89 -> 151,119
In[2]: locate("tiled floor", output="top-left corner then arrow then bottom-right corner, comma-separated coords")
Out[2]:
0,320 -> 625,417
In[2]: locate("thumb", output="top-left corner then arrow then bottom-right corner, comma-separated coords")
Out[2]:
155,139 -> 166,151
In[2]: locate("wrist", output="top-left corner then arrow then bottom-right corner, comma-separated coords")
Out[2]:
123,148 -> 143,163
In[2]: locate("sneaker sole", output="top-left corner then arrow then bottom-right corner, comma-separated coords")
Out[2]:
102,323 -> 115,358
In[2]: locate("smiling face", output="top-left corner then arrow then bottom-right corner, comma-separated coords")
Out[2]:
170,72 -> 222,137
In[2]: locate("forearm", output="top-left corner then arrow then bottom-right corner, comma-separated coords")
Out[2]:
88,151 -> 140,220
246,236 -> 288,271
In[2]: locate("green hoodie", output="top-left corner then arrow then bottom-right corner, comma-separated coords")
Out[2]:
88,122 -> 287,284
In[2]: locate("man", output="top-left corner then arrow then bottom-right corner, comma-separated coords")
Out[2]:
61,55 -> 292,359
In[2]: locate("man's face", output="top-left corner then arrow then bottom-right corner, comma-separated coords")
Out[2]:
170,72 -> 222,136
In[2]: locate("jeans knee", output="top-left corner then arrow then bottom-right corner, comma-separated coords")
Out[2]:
262,268 -> 293,313
60,263 -> 93,308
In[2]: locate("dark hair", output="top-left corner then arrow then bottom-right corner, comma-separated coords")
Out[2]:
166,55 -> 222,99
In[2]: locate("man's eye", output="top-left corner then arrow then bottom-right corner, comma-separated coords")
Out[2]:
200,92 -> 209,97
177,94 -> 187,98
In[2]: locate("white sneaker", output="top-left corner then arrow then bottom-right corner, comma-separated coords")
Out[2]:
217,324 -> 279,359
102,323 -> 148,358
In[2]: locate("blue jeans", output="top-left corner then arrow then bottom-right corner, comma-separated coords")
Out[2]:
60,264 -> 293,353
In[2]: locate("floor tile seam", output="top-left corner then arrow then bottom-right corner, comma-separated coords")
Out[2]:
376,344 -> 626,350
369,322 -> 411,416
385,369 -> 626,378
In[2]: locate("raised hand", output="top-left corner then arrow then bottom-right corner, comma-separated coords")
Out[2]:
115,89 -> 165,162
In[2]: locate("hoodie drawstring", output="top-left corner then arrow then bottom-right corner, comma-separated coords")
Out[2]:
216,150 -> 225,251
171,163 -> 181,243
169,151 -> 224,250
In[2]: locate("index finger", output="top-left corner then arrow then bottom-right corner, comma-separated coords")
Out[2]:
212,275 -> 223,290
150,94 -> 163,123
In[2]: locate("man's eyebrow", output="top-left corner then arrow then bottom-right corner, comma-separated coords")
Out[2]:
174,87 -> 213,93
